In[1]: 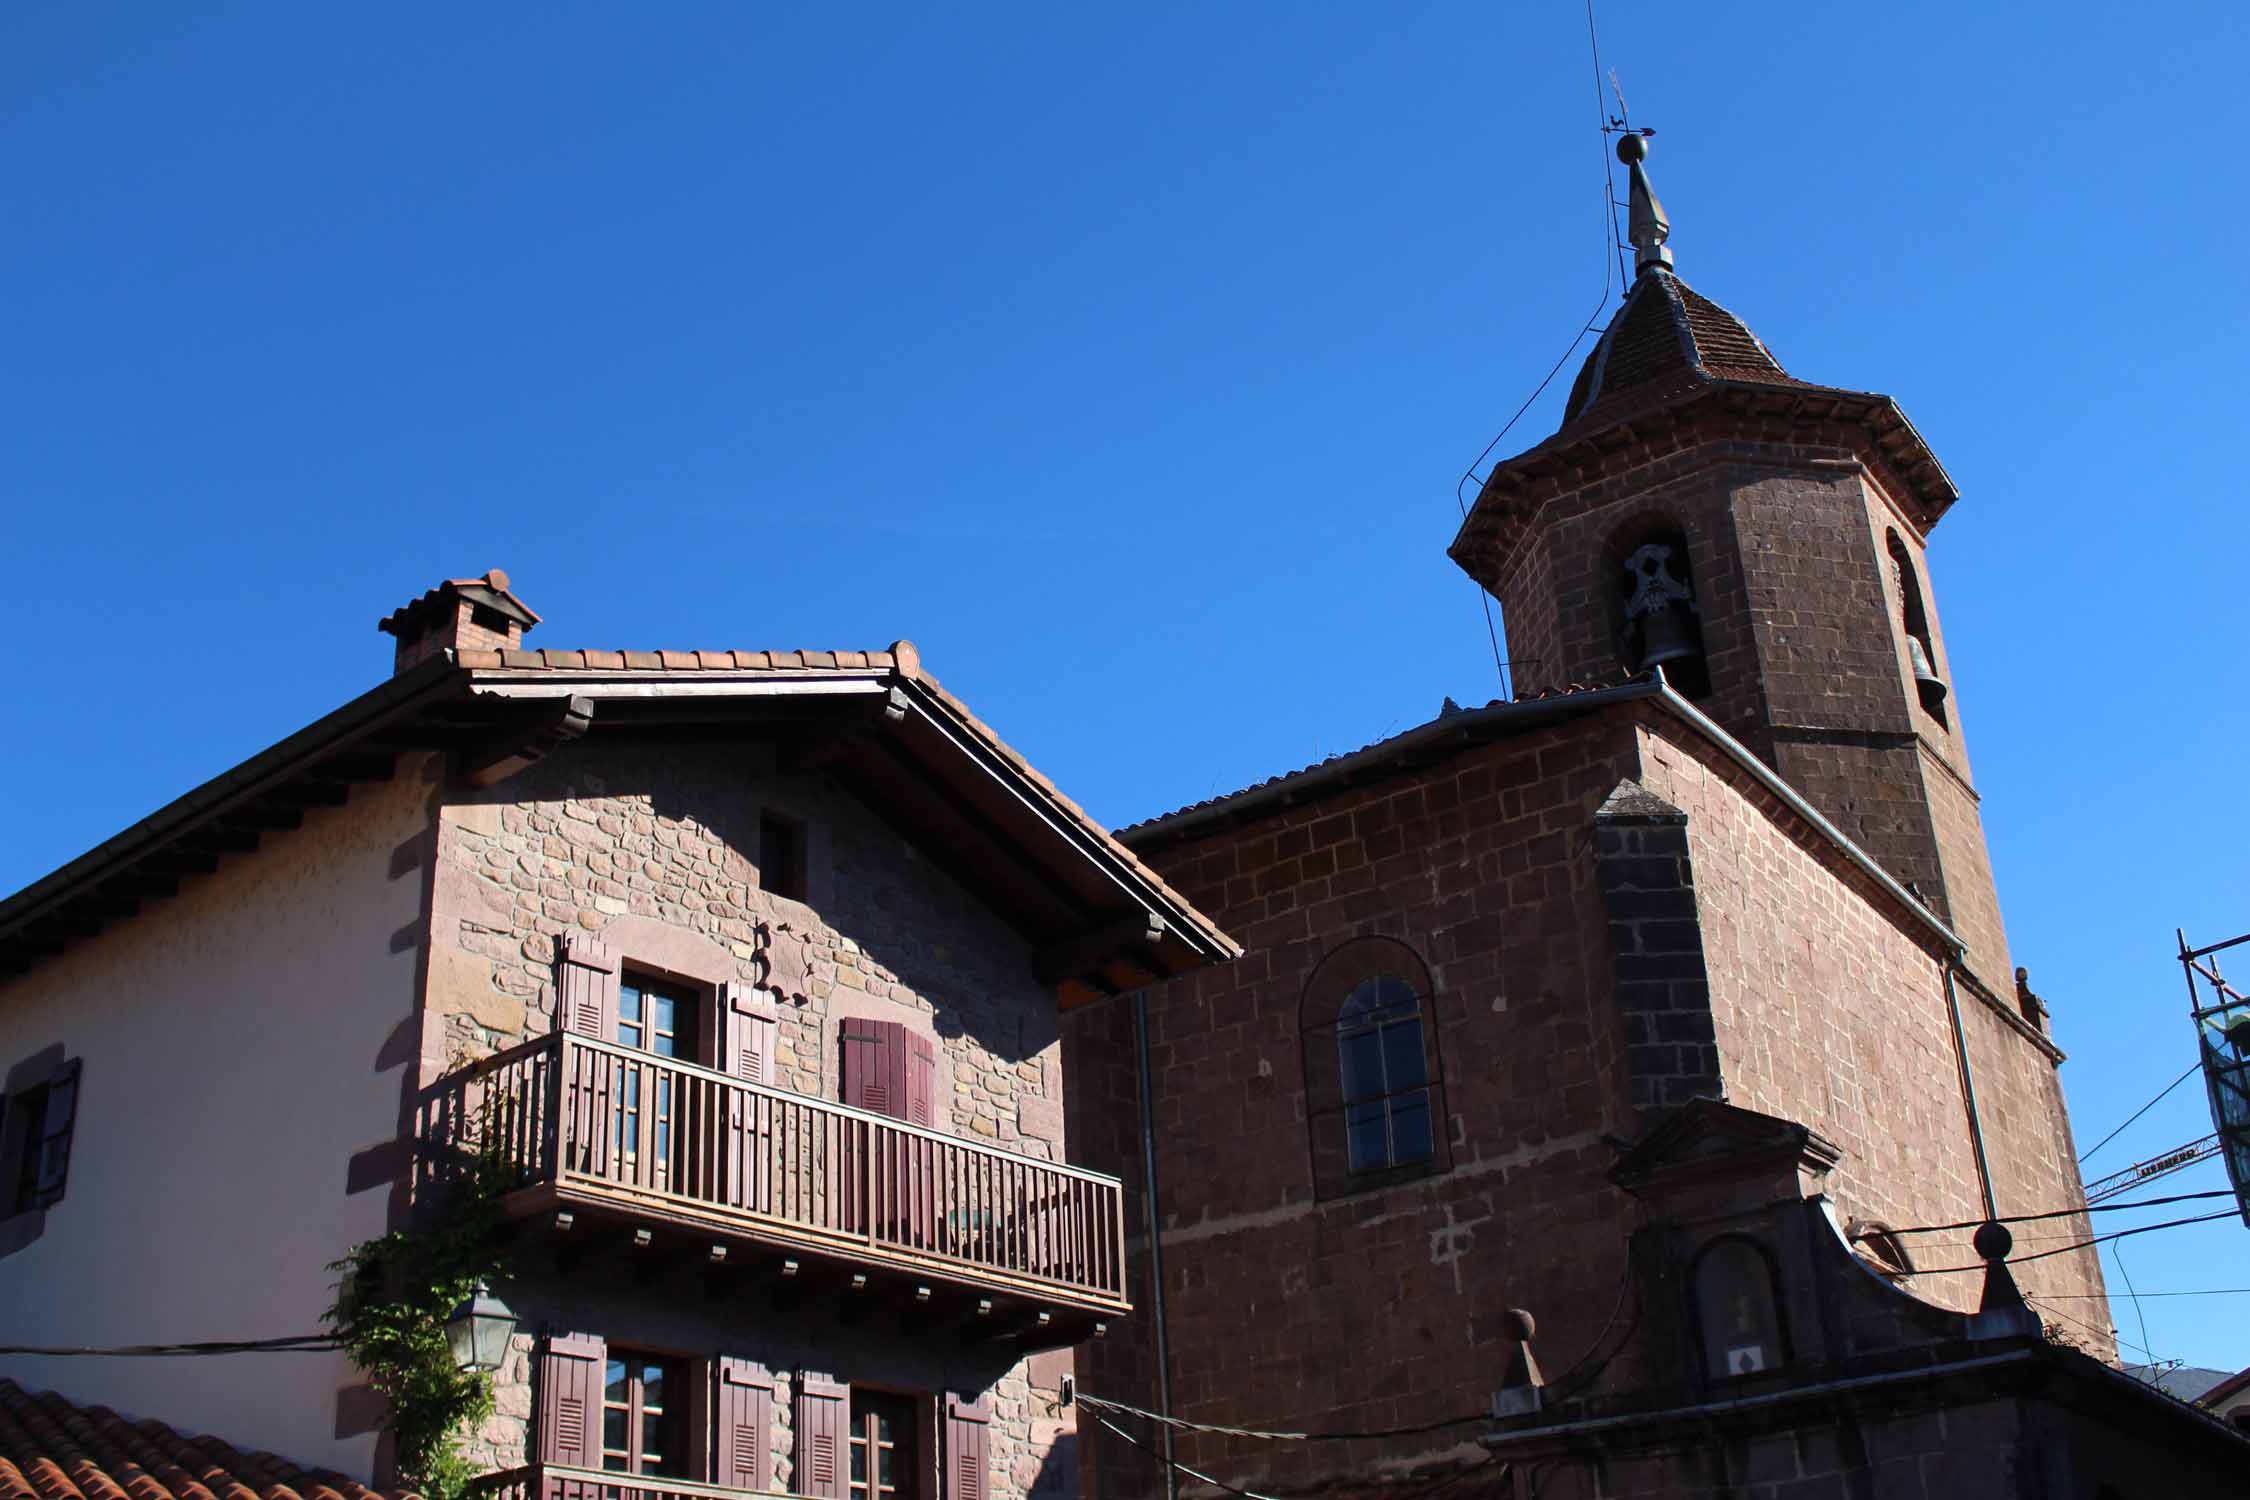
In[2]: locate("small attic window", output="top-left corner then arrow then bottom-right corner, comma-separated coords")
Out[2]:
760,813 -> 806,903
469,603 -> 512,635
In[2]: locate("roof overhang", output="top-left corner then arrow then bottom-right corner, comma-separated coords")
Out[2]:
1449,379 -> 1959,590
0,654 -> 1238,1002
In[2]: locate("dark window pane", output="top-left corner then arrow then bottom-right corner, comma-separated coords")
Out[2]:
603,1406 -> 627,1452
1381,1018 -> 1428,1088
1370,976 -> 1419,1014
851,1443 -> 867,1485
1389,1093 -> 1434,1163
879,1447 -> 895,1488
642,1412 -> 664,1457
1339,1031 -> 1382,1102
640,1363 -> 664,1405
621,987 -> 643,1025
604,1361 -> 627,1402
1346,1102 -> 1387,1172
619,1020 -> 642,1050
603,1454 -> 627,1474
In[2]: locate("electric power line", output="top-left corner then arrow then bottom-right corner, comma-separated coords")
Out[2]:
1886,1188 -> 2234,1237
2078,1060 -> 2201,1163
1912,1209 -> 2239,1276
0,1335 -> 339,1357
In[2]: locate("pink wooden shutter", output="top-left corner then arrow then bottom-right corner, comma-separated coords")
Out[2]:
31,1059 -> 81,1208
538,1333 -> 606,1470
715,1356 -> 773,1492
794,1375 -> 849,1500
556,934 -> 619,1041
944,1392 -> 991,1500
905,1033 -> 937,1128
841,1020 -> 907,1118
725,981 -> 779,1086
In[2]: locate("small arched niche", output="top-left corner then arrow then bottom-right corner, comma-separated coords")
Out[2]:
1692,1236 -> 1788,1380
1606,517 -> 1710,700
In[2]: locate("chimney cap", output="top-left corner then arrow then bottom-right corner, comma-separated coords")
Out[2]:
378,569 -> 543,640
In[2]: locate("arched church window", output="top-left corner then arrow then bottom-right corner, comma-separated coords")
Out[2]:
1692,1236 -> 1787,1380
1300,938 -> 1448,1199
1610,523 -> 1710,700
1886,530 -> 1948,728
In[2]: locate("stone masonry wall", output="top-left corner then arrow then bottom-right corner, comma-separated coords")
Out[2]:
1070,719 -> 1649,1500
419,734 -> 1078,1495
1071,698 -> 2110,1500
1629,718 -> 2107,1340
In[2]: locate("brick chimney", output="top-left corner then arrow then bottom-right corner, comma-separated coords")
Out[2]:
377,569 -> 541,675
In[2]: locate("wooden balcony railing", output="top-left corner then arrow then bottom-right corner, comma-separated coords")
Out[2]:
422,1031 -> 1128,1311
472,1462 -> 819,1500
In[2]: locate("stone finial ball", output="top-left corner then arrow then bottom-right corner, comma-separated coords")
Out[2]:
485,568 -> 511,592
1615,132 -> 1649,166
1505,1308 -> 1537,1341
1972,1221 -> 2014,1261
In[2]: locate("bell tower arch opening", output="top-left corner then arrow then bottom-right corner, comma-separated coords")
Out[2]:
1447,132 -> 2017,996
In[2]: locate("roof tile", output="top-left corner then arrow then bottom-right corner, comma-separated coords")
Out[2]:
0,1383 -> 402,1500
621,651 -> 663,671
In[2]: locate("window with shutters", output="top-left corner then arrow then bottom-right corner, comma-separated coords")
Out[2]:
848,1390 -> 921,1500
615,973 -> 698,1174
601,1350 -> 688,1477
0,1055 -> 81,1222
1301,938 -> 1448,1200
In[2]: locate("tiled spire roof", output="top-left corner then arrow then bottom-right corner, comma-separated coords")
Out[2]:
1557,268 -> 1804,434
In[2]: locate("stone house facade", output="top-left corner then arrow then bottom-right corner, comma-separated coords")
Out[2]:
0,572 -> 1236,1500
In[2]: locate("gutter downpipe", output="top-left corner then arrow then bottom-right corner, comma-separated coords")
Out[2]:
1943,961 -> 2001,1222
1132,990 -> 1179,1500
1650,675 -> 1999,1222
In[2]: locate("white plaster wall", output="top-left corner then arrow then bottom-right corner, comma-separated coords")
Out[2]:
0,761 -> 435,1479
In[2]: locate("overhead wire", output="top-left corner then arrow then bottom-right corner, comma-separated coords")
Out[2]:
2077,1060 -> 2201,1163
1909,1209 -> 2238,1276
1885,1187 -> 2233,1236
0,1335 -> 339,1357
1447,0 -> 1624,699
1085,1409 -> 1504,1500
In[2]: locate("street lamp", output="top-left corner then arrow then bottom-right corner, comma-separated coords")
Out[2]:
444,1282 -> 517,1373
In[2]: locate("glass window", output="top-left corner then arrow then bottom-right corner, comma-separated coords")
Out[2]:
615,975 -> 697,1171
600,1351 -> 686,1477
1695,1238 -> 1786,1379
1336,976 -> 1433,1173
848,1390 -> 919,1500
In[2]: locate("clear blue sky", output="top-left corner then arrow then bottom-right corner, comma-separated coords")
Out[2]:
4,2 -> 2246,1373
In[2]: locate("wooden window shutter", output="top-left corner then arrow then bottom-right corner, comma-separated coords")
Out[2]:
31,1059 -> 81,1209
556,934 -> 619,1042
944,1392 -> 991,1500
714,1356 -> 773,1492
841,1019 -> 908,1118
537,1333 -> 606,1469
794,1374 -> 849,1500
724,981 -> 779,1086
905,1033 -> 937,1129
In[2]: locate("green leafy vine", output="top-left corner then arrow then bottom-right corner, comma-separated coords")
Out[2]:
326,1095 -> 517,1500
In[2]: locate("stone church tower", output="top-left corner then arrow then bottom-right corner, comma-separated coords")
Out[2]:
1449,136 -> 2014,1000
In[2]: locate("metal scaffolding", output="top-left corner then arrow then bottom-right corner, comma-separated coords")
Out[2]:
2177,929 -> 2250,1227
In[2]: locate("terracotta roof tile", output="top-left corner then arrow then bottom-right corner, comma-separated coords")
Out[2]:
0,1384 -> 400,1500
621,651 -> 663,671
1558,268 -> 1802,435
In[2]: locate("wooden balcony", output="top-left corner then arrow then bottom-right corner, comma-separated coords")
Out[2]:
421,1032 -> 1128,1339
473,1463 -> 818,1500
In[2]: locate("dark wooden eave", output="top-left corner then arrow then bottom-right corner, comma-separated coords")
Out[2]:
0,657 -> 1238,995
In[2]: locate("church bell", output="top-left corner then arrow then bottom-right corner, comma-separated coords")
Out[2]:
1907,636 -> 1947,704
1637,602 -> 1702,670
